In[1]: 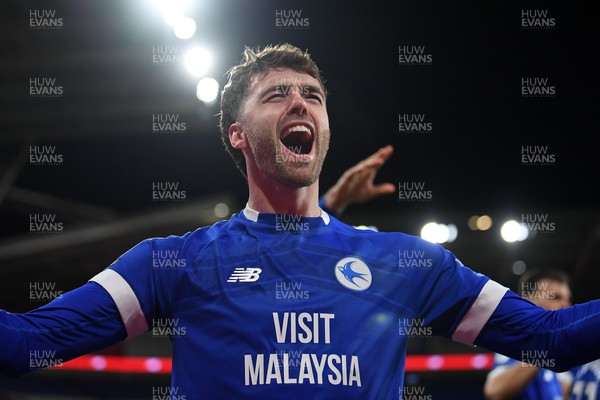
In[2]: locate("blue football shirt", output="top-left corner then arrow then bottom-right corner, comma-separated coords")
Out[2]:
572,360 -> 600,400
89,206 -> 507,399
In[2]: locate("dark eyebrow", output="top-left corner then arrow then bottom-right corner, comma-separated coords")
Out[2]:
258,85 -> 284,99
258,84 -> 325,99
303,85 -> 325,98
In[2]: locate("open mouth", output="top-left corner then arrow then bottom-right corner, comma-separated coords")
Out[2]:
279,123 -> 314,155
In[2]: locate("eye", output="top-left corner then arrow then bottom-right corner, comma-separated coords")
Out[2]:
305,93 -> 323,104
267,92 -> 286,101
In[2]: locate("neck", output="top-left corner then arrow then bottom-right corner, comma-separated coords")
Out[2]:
246,172 -> 321,217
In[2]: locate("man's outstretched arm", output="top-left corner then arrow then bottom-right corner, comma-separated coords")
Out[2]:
474,290 -> 600,372
0,281 -> 127,377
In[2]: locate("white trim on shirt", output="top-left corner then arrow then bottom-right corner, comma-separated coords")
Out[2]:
452,279 -> 509,345
243,204 -> 330,225
90,269 -> 149,339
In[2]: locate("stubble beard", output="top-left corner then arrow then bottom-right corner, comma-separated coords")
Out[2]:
247,125 -> 330,188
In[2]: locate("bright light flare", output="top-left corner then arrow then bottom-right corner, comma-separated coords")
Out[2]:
164,9 -> 185,26
196,77 -> 219,103
184,47 -> 212,76
500,220 -> 529,242
476,215 -> 493,231
153,0 -> 189,25
173,16 -> 196,39
213,203 -> 230,218
421,222 -> 457,244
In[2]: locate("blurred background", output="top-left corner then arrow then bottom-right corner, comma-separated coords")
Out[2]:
0,0 -> 598,398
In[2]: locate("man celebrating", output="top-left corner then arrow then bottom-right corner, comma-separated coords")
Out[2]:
2,43 -> 600,400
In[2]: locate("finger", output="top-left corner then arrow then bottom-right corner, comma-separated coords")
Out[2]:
372,183 -> 396,195
359,152 -> 388,170
347,146 -> 394,176
376,145 -> 394,161
361,145 -> 394,168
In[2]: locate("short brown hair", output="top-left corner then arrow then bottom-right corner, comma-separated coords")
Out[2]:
218,43 -> 327,178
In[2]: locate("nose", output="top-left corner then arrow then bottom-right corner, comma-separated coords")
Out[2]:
286,89 -> 308,116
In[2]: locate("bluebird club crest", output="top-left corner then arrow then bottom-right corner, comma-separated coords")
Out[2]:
334,257 -> 372,292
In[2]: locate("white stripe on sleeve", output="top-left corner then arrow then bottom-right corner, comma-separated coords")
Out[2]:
90,269 -> 149,338
451,279 -> 509,345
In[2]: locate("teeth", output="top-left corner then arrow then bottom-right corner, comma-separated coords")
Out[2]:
288,125 -> 311,135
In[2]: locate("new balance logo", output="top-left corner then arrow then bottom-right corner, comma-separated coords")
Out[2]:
227,268 -> 262,283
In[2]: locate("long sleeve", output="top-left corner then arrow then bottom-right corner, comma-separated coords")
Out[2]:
475,290 -> 600,372
0,281 -> 127,377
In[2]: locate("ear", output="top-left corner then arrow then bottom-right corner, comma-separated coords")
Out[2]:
229,122 -> 247,150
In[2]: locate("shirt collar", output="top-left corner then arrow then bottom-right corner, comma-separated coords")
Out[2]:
242,203 -> 330,226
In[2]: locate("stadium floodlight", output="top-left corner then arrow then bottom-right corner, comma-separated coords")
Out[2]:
421,222 -> 457,244
500,220 -> 529,242
476,215 -> 493,231
196,77 -> 219,103
173,16 -> 196,39
152,0 -> 189,26
468,215 -> 493,231
184,47 -> 212,76
446,224 -> 458,243
163,9 -> 185,26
